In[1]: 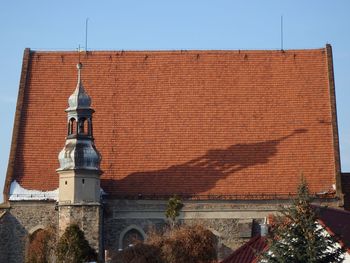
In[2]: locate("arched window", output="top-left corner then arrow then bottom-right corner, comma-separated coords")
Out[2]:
88,118 -> 92,136
84,118 -> 89,135
68,118 -> 77,135
78,118 -> 89,135
119,225 -> 146,250
122,229 -> 144,248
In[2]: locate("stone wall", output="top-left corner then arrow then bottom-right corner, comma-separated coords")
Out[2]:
0,197 -> 340,262
0,201 -> 57,263
103,199 -> 284,260
103,197 -> 341,260
58,204 -> 103,259
0,211 -> 26,263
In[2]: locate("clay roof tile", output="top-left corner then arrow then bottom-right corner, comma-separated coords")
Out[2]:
4,47 -> 340,198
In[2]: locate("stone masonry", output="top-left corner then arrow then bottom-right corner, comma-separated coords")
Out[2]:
58,204 -> 103,258
104,199 -> 282,260
0,196 -> 340,262
103,197 -> 340,260
0,201 -> 57,263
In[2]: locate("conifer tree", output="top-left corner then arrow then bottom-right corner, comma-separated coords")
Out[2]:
56,224 -> 97,263
262,178 -> 344,263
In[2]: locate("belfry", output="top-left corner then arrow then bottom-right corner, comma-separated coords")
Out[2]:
57,62 -> 102,204
57,62 -> 103,259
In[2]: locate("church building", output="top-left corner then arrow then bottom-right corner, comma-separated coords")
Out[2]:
0,45 -> 349,262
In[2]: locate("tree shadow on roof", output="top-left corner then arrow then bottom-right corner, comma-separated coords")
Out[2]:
103,129 -> 307,196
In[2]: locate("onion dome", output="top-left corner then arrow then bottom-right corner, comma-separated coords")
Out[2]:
66,63 -> 92,111
57,62 -> 102,173
58,140 -> 102,171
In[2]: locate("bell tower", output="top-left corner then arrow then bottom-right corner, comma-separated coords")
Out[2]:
57,62 -> 102,204
57,63 -> 103,259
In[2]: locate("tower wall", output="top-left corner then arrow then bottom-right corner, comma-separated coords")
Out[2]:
58,170 -> 101,204
59,204 -> 103,260
57,63 -> 104,261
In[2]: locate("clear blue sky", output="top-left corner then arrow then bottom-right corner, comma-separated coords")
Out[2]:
1,0 -> 350,202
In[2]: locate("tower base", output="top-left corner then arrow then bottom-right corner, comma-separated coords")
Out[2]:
58,203 -> 103,261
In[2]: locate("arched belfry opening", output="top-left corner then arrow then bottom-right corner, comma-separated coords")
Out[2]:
77,117 -> 91,136
67,117 -> 92,137
78,117 -> 86,135
68,118 -> 77,136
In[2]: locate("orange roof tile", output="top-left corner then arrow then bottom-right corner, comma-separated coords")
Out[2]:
221,235 -> 267,263
314,205 -> 350,251
4,46 -> 342,198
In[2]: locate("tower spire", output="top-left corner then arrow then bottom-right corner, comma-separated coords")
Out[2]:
57,63 -> 102,198
77,62 -> 82,84
57,63 -> 104,260
67,63 -> 92,112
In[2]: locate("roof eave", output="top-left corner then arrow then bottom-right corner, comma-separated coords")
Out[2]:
325,44 -> 344,206
3,48 -> 31,201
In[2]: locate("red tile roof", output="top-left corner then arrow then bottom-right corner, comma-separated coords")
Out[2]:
221,235 -> 267,263
314,205 -> 350,251
4,46 -> 342,198
222,206 -> 350,263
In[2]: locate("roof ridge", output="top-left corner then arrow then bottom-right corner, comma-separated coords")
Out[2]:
29,47 -> 327,54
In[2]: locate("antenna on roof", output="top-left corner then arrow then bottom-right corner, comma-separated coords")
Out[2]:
78,44 -> 81,63
85,18 -> 89,52
280,15 -> 284,50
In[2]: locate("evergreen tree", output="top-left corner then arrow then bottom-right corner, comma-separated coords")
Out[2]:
56,224 -> 97,263
262,178 -> 344,263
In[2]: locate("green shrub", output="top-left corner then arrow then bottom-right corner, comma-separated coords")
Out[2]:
165,196 -> 183,227
56,224 -> 97,263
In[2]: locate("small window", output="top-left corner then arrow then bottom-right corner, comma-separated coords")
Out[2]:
82,179 -> 85,184
65,181 -> 67,185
